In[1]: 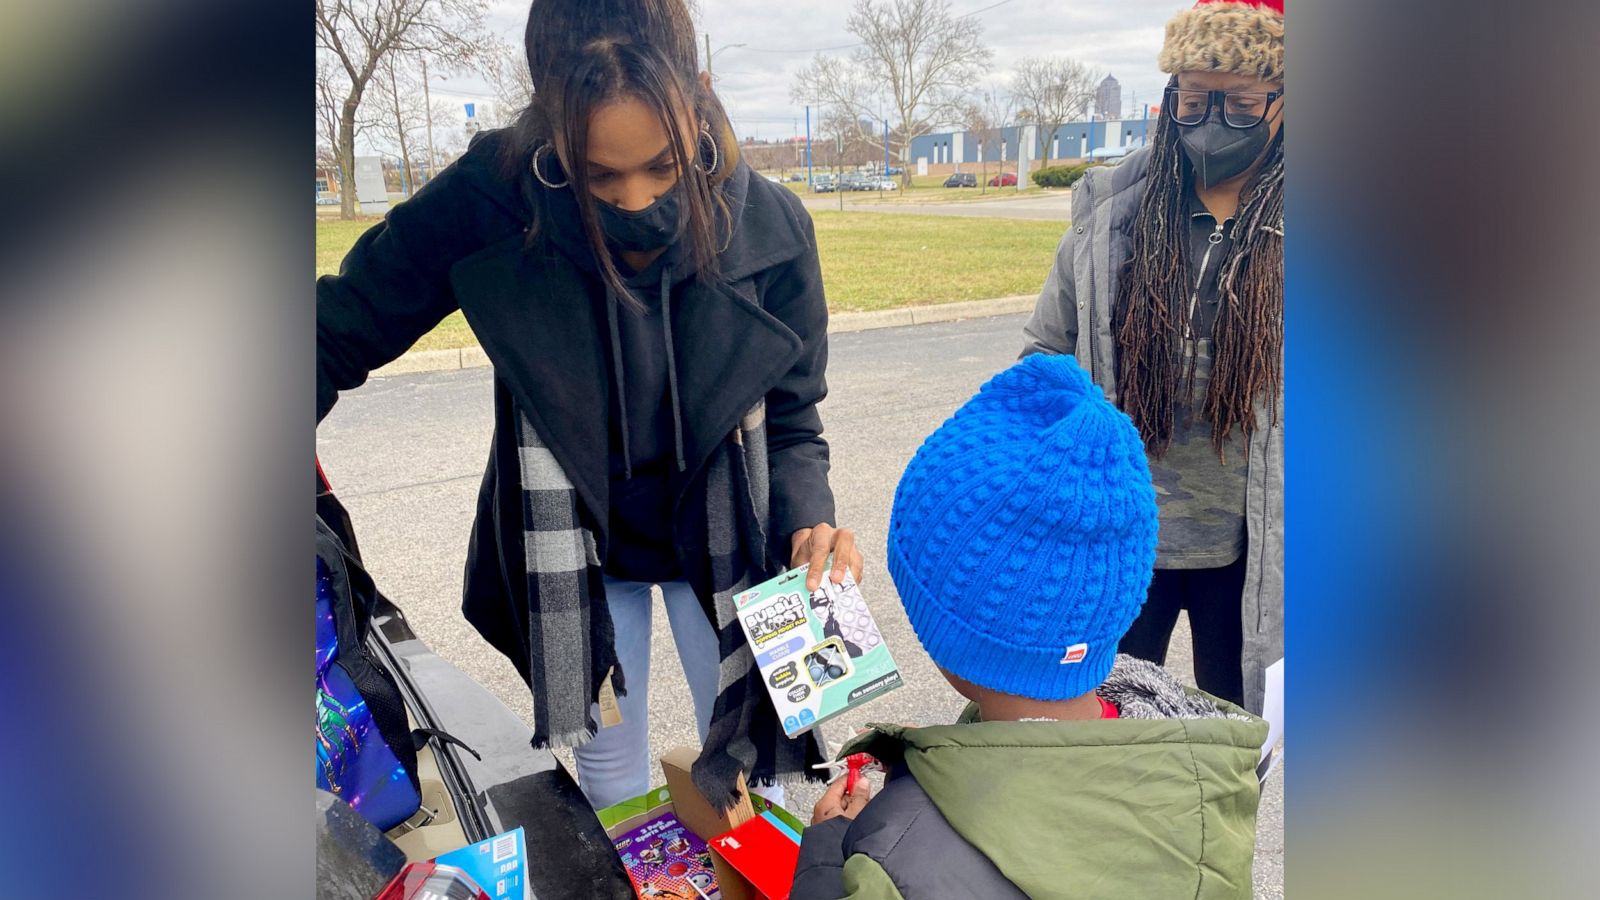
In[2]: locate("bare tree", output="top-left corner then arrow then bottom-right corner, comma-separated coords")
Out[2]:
966,86 -> 1015,194
431,98 -> 478,165
1011,55 -> 1100,166
369,57 -> 431,196
793,0 -> 991,184
483,40 -> 534,128
315,0 -> 492,219
740,141 -> 807,177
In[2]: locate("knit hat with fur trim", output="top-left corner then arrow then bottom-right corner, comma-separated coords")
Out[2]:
1159,0 -> 1284,84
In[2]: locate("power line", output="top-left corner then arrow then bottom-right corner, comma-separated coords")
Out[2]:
737,42 -> 861,54
958,0 -> 1020,18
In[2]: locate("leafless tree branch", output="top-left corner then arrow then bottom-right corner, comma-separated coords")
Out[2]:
1012,55 -> 1100,165
790,0 -> 991,183
314,0 -> 493,218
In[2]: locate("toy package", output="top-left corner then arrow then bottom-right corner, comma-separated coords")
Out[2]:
710,812 -> 803,900
601,787 -> 721,899
734,565 -> 901,738
376,826 -> 529,900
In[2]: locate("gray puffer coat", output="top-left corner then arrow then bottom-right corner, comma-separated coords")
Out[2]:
1021,146 -> 1283,714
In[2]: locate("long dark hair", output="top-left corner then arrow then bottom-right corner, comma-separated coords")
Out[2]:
502,0 -> 739,309
1111,76 -> 1284,461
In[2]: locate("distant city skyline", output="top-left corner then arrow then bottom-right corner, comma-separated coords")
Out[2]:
1097,73 -> 1123,121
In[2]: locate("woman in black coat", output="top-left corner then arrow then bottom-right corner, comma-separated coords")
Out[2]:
316,0 -> 861,810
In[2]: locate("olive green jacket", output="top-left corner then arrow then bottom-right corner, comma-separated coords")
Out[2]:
791,658 -> 1268,899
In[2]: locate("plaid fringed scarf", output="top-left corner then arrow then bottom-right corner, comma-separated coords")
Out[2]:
514,401 -> 825,811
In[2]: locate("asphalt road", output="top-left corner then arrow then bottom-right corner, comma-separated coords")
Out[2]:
799,189 -> 1074,220
317,312 -> 1283,897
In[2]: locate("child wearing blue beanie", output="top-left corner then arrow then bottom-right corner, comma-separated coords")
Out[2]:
791,355 -> 1268,900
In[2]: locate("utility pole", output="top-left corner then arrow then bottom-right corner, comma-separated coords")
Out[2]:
705,33 -> 713,79
883,119 -> 889,181
805,105 -> 813,192
836,134 -> 844,212
422,57 -> 436,185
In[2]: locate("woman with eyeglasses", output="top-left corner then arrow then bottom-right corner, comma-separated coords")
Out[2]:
317,0 -> 862,810
1022,0 -> 1284,715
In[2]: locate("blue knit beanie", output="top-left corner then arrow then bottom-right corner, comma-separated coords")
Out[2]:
887,354 -> 1159,701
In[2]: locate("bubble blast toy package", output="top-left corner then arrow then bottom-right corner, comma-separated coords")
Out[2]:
733,565 -> 901,738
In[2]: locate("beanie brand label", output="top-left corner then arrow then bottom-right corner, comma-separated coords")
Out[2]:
1059,643 -> 1089,664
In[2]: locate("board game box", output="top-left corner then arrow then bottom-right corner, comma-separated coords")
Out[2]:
600,787 -> 721,899
734,565 -> 902,738
432,826 -> 528,900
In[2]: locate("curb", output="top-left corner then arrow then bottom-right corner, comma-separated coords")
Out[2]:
371,294 -> 1035,379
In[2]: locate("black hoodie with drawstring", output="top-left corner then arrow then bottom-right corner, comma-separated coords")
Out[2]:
316,128 -> 836,680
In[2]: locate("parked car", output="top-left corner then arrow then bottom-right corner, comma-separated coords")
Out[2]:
874,178 -> 899,191
943,173 -> 977,188
787,173 -> 806,183
885,166 -> 905,176
812,176 -> 837,193
316,196 -> 340,205
988,172 -> 1018,187
765,174 -> 783,183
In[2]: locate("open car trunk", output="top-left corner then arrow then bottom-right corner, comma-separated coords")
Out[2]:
318,472 -> 632,899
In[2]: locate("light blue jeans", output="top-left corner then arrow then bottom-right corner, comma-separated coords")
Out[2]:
575,577 -> 721,810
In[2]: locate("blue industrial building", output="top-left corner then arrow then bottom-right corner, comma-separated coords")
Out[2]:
909,116 -> 1157,168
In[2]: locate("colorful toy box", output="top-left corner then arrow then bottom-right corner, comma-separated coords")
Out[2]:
733,566 -> 902,737
599,747 -> 808,900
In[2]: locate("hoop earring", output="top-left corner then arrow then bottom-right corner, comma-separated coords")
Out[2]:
531,143 -> 568,189
697,128 -> 720,176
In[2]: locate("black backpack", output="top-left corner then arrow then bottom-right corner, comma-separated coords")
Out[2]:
316,467 -> 422,830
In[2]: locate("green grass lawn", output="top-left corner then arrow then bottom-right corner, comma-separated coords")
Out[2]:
807,211 -> 1060,312
316,210 -> 1063,350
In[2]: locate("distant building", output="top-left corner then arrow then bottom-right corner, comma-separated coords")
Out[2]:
315,165 -> 341,198
909,115 -> 1154,169
1096,74 -> 1122,121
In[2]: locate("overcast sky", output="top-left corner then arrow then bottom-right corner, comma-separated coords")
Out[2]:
420,0 -> 1181,143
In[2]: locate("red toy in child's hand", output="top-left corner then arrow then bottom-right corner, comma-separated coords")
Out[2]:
843,752 -> 872,797
813,750 -> 879,798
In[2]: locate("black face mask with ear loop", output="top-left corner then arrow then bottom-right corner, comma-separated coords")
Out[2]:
594,183 -> 686,253
1178,115 -> 1273,190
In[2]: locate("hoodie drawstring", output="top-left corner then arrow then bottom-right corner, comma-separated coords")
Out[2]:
607,268 -> 688,481
660,266 -> 687,474
604,283 -> 633,481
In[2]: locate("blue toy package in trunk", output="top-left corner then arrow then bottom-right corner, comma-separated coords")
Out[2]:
316,516 -> 422,831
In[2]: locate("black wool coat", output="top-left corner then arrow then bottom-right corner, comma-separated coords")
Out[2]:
317,129 -> 836,681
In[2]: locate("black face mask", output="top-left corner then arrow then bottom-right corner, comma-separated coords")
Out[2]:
594,183 -> 685,253
1179,117 -> 1272,190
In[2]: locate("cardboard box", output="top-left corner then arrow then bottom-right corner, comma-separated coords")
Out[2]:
709,813 -> 804,900
597,748 -> 805,900
733,567 -> 902,737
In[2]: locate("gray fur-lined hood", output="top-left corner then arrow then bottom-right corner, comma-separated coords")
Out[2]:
1096,654 -> 1258,722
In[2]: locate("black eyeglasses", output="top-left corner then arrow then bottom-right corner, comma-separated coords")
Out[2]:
1164,86 -> 1282,129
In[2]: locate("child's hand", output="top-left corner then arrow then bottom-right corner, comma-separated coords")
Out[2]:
811,775 -> 874,824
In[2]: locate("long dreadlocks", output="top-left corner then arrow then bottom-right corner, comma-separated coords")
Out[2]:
1111,78 -> 1284,462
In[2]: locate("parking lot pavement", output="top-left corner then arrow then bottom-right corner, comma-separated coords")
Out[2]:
317,312 -> 1282,896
